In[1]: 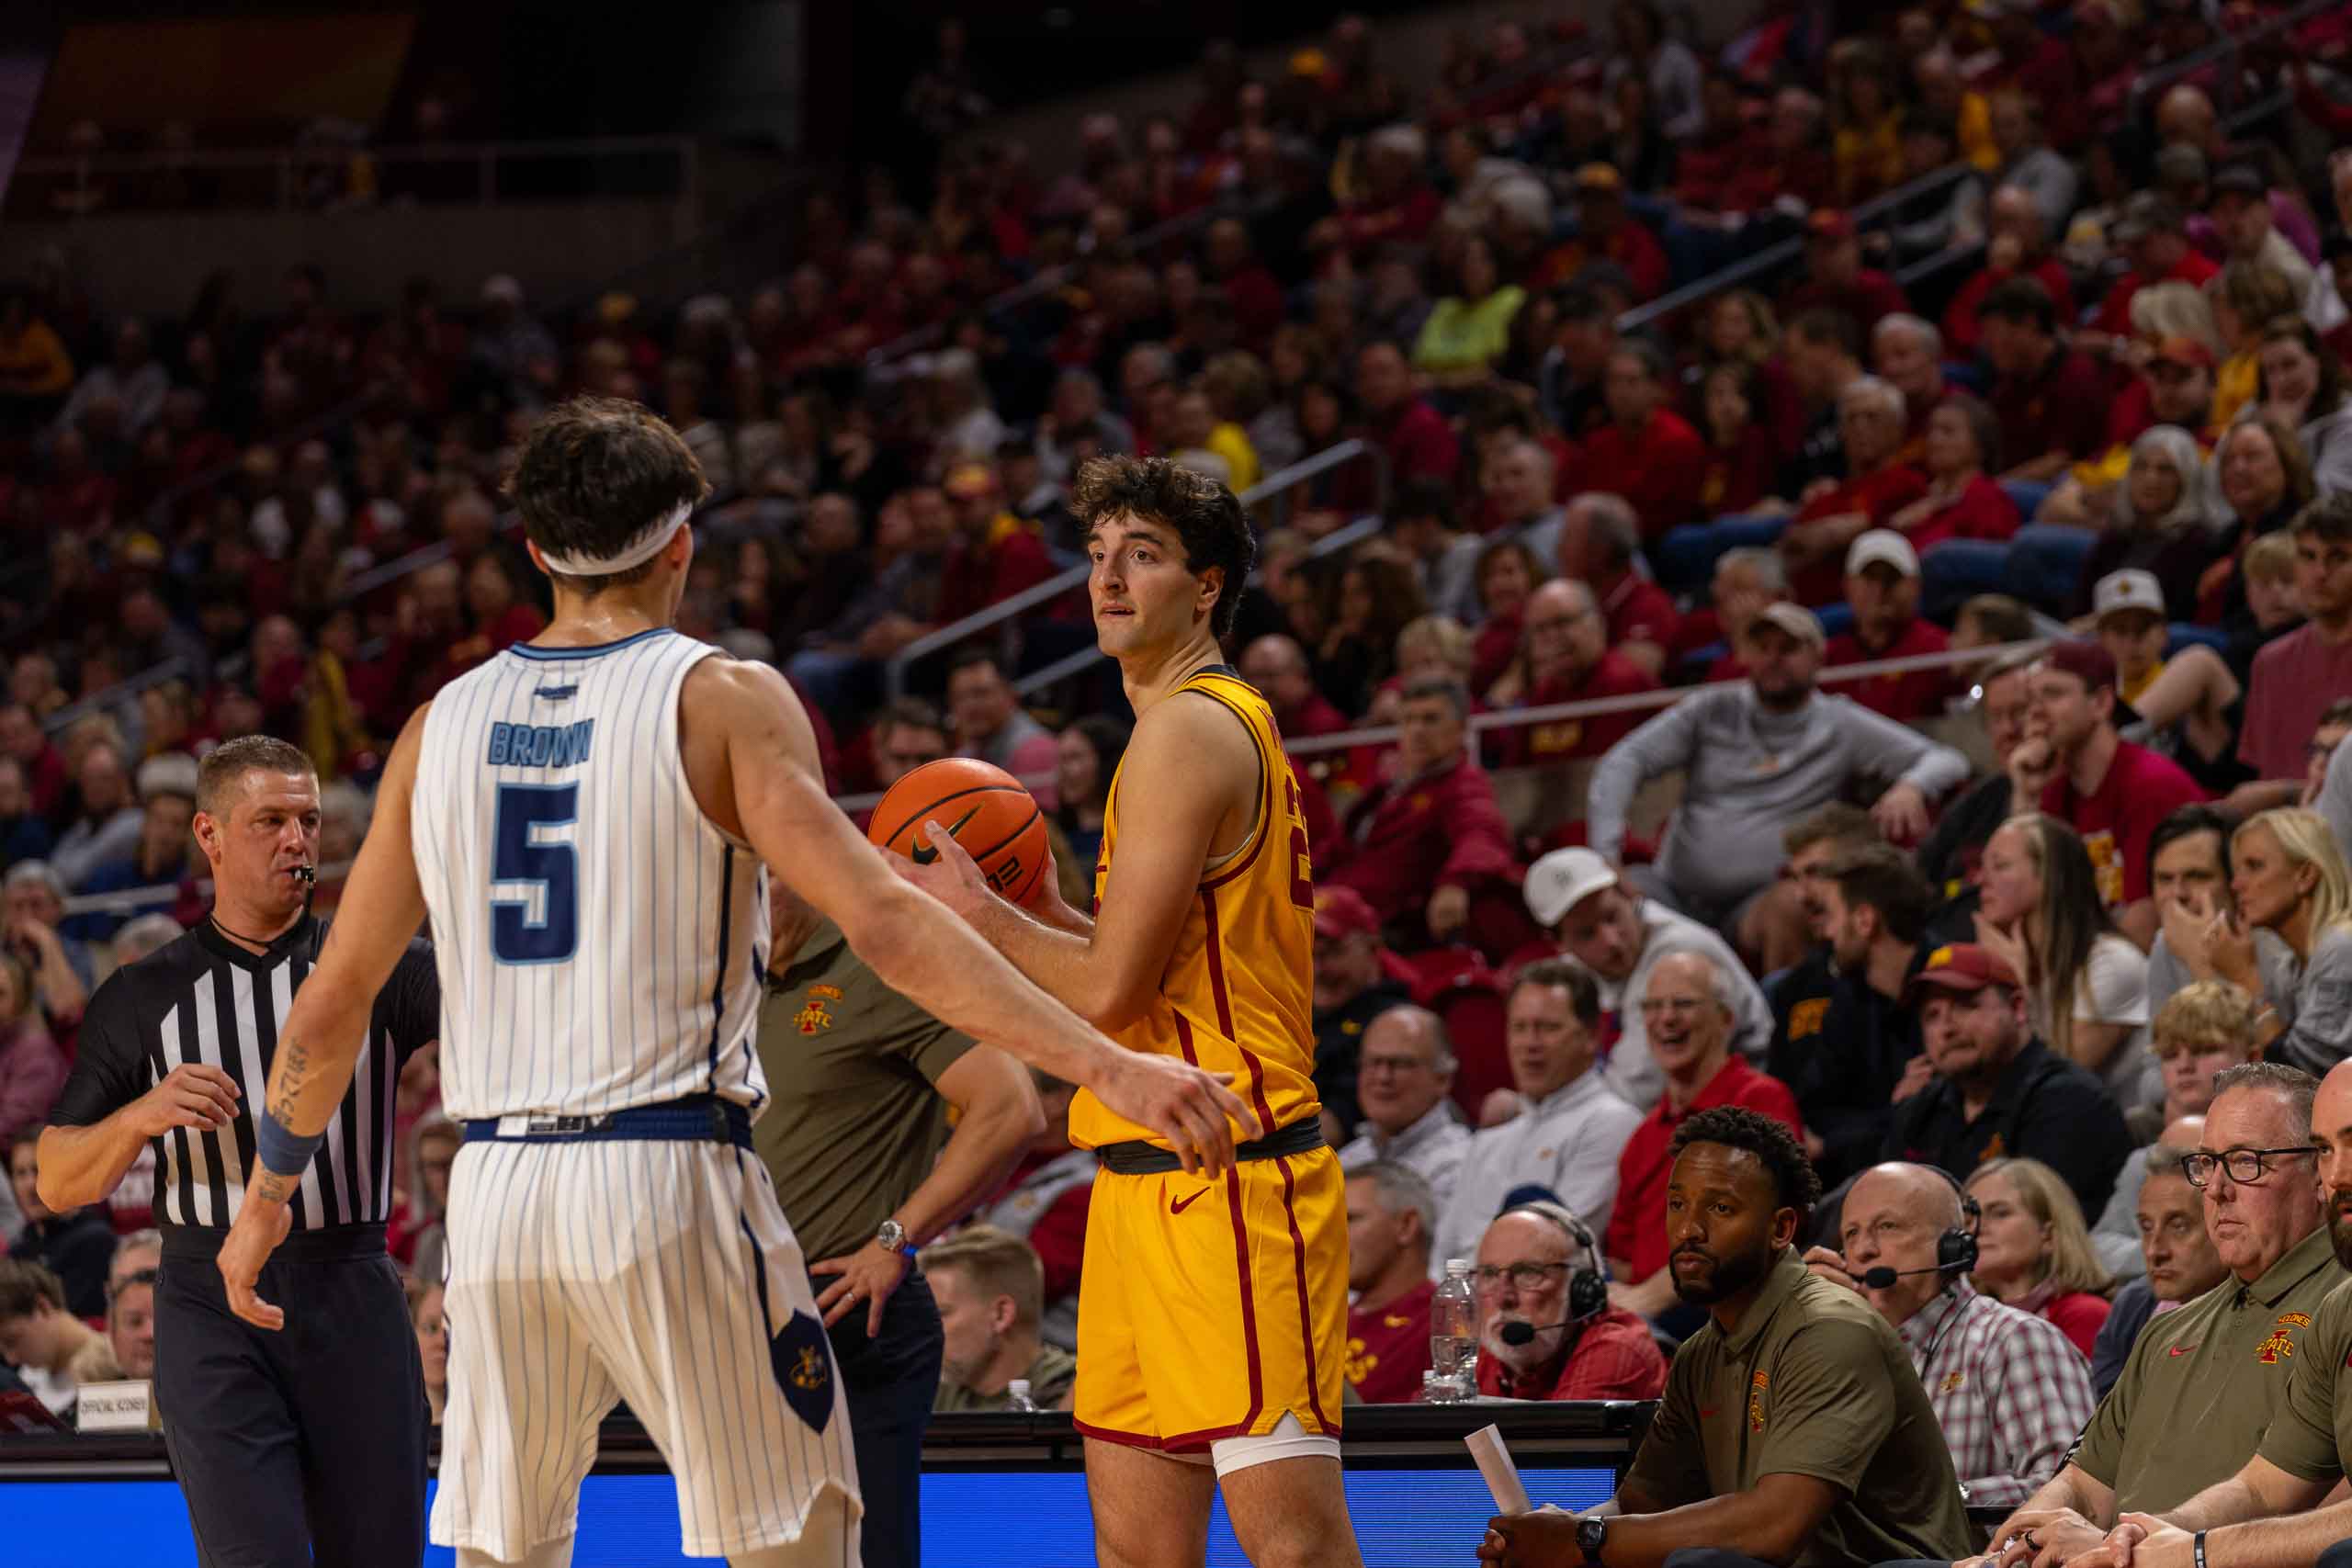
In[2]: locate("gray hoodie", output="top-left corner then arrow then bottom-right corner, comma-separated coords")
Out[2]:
1588,683 -> 1972,915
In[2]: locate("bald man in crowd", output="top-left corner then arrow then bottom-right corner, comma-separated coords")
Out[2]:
1804,1162 -> 2093,1509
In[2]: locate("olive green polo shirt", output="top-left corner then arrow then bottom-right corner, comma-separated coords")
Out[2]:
2257,1272 -> 2352,1485
1621,1247 -> 1972,1567
752,919 -> 976,1264
933,1344 -> 1078,1414
2072,1222 -> 2348,1510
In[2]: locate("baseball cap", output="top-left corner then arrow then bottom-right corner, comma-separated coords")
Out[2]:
1845,529 -> 1920,580
1904,942 -> 2021,1003
942,461 -> 998,499
2110,191 -> 2183,246
1313,886 -> 1380,941
2092,569 -> 2165,624
1753,601 -> 1826,652
1805,208 -> 1856,243
1523,847 -> 1619,929
2040,637 -> 2118,694
1574,163 -> 1625,195
2211,163 -> 2266,200
2148,335 -> 2216,371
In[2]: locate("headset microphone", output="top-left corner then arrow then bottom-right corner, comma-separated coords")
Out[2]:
1860,1259 -> 1967,1290
1498,1319 -> 1574,1348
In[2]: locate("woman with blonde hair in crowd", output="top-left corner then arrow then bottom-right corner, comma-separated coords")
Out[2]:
406,1277 -> 447,1425
1966,1156 -> 2114,1358
1975,813 -> 2154,1110
2205,264 -> 2304,427
2200,807 -> 2352,1075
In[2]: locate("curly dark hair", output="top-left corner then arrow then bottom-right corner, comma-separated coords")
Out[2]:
505,396 -> 711,594
1071,455 -> 1255,639
1668,1106 -> 1823,1213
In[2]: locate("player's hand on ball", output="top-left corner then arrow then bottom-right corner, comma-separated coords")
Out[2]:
216,1198 -> 294,1332
1104,1051 -> 1260,1177
131,1063 -> 241,1136
889,818 -> 989,918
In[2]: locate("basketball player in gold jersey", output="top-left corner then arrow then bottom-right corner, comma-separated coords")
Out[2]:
902,456 -> 1361,1568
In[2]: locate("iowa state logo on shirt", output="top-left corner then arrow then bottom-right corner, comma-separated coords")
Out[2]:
1787,998 -> 1829,1041
796,984 -> 843,1035
2257,1313 -> 2312,1364
1748,1370 -> 1770,1432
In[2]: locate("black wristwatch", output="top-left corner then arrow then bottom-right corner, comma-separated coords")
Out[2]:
1576,1515 -> 1607,1565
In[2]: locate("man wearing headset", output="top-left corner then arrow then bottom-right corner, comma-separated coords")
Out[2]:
1803,1162 -> 2095,1510
1473,1200 -> 1668,1401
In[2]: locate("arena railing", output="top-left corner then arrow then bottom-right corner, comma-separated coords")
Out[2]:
58,636 -> 2033,921
880,436 -> 1388,701
2125,0 -> 2340,121
1613,158 -> 1982,341
827,636 -> 2041,818
10,136 -> 699,214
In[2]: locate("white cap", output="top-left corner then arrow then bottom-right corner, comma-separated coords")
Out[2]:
1845,528 -> 1920,579
1753,601 -> 1826,652
2093,568 -> 2165,623
480,273 -> 523,305
1523,847 -> 1619,929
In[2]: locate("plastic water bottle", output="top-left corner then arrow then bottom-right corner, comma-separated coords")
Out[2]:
1006,1378 -> 1038,1413
1430,1258 -> 1477,1402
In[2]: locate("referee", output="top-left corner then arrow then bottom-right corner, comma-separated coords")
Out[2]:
35,736 -> 438,1568
756,879 -> 1044,1568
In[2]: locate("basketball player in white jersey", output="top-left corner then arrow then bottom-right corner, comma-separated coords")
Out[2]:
215,397 -> 1257,1568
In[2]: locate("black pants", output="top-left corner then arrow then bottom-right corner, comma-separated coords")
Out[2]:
819,1264 -> 944,1568
154,1229 -> 425,1568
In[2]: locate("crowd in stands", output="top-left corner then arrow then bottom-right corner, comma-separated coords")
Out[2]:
6,6 -> 2352,1532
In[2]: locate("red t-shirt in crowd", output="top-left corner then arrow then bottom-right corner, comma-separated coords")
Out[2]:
1473,1305 -> 1669,1401
1942,258 -> 2075,358
1579,409 -> 1707,541
1499,649 -> 1660,767
1902,474 -> 2021,554
2238,624 -> 2352,783
1991,348 -> 2111,470
1787,463 -> 1931,605
1823,615 -> 1957,723
1346,1278 -> 1433,1404
1596,570 -> 1678,654
1372,398 -> 1462,489
2041,739 -> 2209,908
1781,270 -> 1911,338
1698,423 -> 1780,517
1605,1056 -> 1804,1280
2039,1290 -> 2112,1361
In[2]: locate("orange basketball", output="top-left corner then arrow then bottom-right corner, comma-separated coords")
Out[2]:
867,757 -> 1050,907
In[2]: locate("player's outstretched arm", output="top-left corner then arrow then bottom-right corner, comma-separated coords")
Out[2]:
899,692 -> 1251,1032
219,705 -> 435,1329
686,659 -> 1259,1171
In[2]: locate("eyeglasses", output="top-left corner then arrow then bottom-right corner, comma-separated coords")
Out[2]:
1360,1055 -> 1431,1077
2179,1145 -> 2323,1188
1473,1262 -> 1571,1292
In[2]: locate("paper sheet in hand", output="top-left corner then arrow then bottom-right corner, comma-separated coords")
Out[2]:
1466,1423 -> 1533,1516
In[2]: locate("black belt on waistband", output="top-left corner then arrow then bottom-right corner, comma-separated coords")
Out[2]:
1093,1117 -> 1326,1177
460,1093 -> 752,1149
160,1221 -> 388,1263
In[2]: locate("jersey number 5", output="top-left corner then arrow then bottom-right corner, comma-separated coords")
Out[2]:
491,784 -> 579,964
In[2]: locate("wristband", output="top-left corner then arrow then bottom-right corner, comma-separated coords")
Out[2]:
2194,1529 -> 2208,1568
254,1107 -> 325,1179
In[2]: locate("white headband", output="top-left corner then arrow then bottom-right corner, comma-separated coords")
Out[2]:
537,502 -> 692,577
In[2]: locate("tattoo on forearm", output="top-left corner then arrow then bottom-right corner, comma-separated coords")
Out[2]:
266,1036 -> 312,1129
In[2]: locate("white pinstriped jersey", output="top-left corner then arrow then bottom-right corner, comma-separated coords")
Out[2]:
413,628 -> 769,1122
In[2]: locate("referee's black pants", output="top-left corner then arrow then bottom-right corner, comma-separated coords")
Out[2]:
155,1225 -> 426,1568
820,1263 -> 944,1568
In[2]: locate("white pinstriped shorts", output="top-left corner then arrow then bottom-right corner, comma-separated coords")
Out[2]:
431,1137 -> 862,1562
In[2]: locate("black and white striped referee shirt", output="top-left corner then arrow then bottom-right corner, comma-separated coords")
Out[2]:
46,915 -> 439,1234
